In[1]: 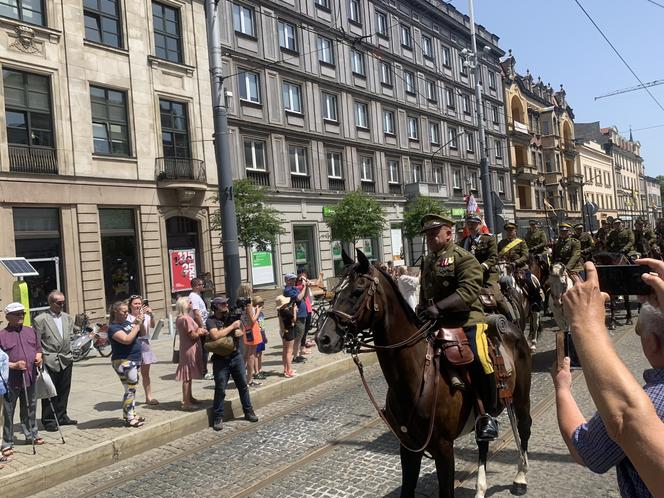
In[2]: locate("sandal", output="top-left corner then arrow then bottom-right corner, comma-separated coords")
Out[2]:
124,419 -> 144,428
1,448 -> 13,458
0,454 -> 12,463
146,399 -> 159,406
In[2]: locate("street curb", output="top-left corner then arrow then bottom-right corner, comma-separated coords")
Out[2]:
0,353 -> 378,498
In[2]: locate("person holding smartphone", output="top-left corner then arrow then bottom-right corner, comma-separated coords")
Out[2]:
128,295 -> 157,405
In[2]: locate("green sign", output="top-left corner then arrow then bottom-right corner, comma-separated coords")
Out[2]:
331,241 -> 342,259
452,208 -> 466,218
252,251 -> 272,267
322,206 -> 336,217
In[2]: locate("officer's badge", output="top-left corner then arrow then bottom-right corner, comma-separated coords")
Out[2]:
439,256 -> 454,267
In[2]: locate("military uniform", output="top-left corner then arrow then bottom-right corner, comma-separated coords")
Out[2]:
497,236 -> 529,268
572,227 -> 594,261
552,235 -> 583,272
524,228 -> 547,255
635,225 -> 660,258
605,226 -> 636,256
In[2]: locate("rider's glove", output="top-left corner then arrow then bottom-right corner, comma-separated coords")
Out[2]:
423,305 -> 440,320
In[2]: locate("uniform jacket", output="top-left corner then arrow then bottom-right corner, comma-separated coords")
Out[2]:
461,233 -> 498,286
573,232 -> 595,259
524,229 -> 547,254
497,237 -> 529,268
553,236 -> 583,272
33,311 -> 74,372
420,243 -> 485,328
635,228 -> 659,256
605,227 -> 635,255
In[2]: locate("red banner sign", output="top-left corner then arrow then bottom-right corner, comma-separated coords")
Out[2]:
169,249 -> 197,293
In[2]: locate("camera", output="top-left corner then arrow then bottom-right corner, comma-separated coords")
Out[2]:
226,297 -> 251,323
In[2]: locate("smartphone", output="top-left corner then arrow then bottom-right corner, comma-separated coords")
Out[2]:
596,265 -> 652,296
142,299 -> 149,305
564,331 -> 582,370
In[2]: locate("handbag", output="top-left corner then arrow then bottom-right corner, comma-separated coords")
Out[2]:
171,332 -> 180,364
35,366 -> 58,400
204,335 -> 235,357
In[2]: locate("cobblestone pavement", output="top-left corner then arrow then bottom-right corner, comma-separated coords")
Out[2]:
35,316 -> 645,498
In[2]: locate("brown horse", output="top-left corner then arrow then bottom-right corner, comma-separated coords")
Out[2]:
316,249 -> 532,498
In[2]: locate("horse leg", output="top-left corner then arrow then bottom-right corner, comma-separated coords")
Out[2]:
510,349 -> 532,495
527,311 -> 541,352
608,296 -> 617,330
474,440 -> 489,498
433,440 -> 455,498
399,446 -> 423,498
624,295 -> 633,325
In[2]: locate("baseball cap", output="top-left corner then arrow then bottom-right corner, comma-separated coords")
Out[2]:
4,302 -> 25,314
211,297 -> 229,307
284,273 -> 297,281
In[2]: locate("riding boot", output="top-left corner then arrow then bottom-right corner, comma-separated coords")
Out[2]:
474,371 -> 499,442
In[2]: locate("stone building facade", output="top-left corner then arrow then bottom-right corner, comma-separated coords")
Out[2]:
574,140 -> 617,228
0,0 -> 219,320
217,0 -> 513,280
645,175 -> 662,225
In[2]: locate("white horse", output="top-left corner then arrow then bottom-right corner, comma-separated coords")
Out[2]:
547,263 -> 574,331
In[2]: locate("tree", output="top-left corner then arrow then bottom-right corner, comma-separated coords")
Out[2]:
326,190 -> 386,246
402,195 -> 447,240
211,179 -> 286,281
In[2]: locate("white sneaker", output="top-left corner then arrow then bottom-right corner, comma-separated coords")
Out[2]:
204,373 -> 214,380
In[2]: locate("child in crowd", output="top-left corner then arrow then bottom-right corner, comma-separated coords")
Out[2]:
253,296 -> 267,380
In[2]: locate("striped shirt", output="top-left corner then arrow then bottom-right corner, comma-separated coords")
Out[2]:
573,368 -> 664,498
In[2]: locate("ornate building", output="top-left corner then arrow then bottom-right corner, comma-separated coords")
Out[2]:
574,139 -> 617,228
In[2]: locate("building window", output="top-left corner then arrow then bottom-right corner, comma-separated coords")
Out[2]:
244,139 -> 266,171
238,70 -> 260,103
388,159 -> 400,183
459,55 -> 468,76
349,0 -> 361,24
445,87 -> 455,109
453,169 -> 461,189
407,117 -> 418,140
383,109 -> 395,135
322,92 -> 338,122
351,50 -> 365,76
84,0 -> 122,47
433,165 -> 444,185
442,46 -> 451,67
466,131 -> 475,152
429,122 -> 440,145
233,3 -> 255,37
422,35 -> 433,59
315,0 -> 329,8
278,20 -> 297,52
376,10 -> 388,37
488,70 -> 496,89
400,24 -> 412,48
425,79 -> 437,102
282,81 -> 302,113
152,1 -> 182,63
494,139 -> 502,159
355,101 -> 369,129
360,155 -> 374,181
327,151 -> 343,178
404,70 -> 415,94
160,99 -> 190,162
380,61 -> 392,86
412,163 -> 423,183
448,127 -> 458,149
0,0 -> 44,25
100,208 -> 141,304
90,85 -> 130,156
318,36 -> 334,65
491,104 -> 499,124
470,171 -> 478,191
289,146 -> 307,175
462,94 -> 471,114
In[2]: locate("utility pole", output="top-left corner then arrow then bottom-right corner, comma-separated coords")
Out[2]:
466,0 -> 495,234
205,0 -> 241,303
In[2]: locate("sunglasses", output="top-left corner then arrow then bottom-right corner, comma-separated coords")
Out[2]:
8,311 -> 26,316
55,301 -> 65,306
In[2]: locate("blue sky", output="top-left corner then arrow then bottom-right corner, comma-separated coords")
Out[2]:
457,0 -> 664,177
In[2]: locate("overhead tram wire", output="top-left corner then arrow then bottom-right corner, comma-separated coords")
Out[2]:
574,0 -> 664,114
646,0 -> 664,9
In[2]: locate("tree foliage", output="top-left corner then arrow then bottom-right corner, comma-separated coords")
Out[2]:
211,179 -> 286,251
402,195 -> 447,240
326,190 -> 386,245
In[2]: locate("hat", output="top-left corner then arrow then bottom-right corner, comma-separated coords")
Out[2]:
275,295 -> 291,309
4,302 -> 25,315
420,213 -> 455,233
573,223 -> 584,229
211,297 -> 229,307
559,223 -> 572,231
466,214 -> 481,223
613,218 -> 623,224
284,273 -> 297,281
297,267 -> 307,275
528,219 -> 538,224
503,222 -> 517,230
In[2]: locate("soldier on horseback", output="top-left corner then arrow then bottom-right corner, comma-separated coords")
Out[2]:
605,218 -> 636,259
524,219 -> 548,258
572,223 -> 594,261
498,222 -> 543,310
461,214 -> 516,322
552,223 -> 583,272
594,218 -> 613,252
634,217 -> 661,258
418,213 -> 499,442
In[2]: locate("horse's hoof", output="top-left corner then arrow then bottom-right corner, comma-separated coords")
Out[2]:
625,319 -> 633,325
511,482 -> 528,496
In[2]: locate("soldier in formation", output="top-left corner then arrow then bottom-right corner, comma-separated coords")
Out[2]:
595,217 -> 613,251
552,223 -> 583,272
418,214 -> 499,441
572,223 -> 594,261
524,219 -> 548,258
498,222 -> 543,309
634,218 -> 660,258
605,218 -> 636,259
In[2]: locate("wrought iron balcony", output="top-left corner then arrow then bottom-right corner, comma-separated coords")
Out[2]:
290,174 -> 310,189
246,169 -> 270,187
9,145 -> 58,174
328,178 -> 345,191
155,157 -> 206,182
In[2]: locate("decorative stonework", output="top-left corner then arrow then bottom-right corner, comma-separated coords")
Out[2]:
9,25 -> 43,55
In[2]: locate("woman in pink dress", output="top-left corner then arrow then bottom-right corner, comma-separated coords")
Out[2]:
174,297 -> 206,410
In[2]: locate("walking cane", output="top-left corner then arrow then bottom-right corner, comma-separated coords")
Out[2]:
21,371 -> 36,455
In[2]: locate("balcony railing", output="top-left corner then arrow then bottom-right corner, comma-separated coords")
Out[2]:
328,178 -> 345,191
291,174 -> 310,189
9,145 -> 58,174
404,181 -> 448,199
508,119 -> 529,135
389,183 -> 403,195
155,157 -> 206,182
361,181 -> 376,193
246,169 -> 270,186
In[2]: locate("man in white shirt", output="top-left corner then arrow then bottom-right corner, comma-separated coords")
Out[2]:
33,291 -> 77,431
188,278 -> 211,379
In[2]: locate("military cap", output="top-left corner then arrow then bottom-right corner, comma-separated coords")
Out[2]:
503,222 -> 517,230
573,223 -> 584,229
613,217 -> 623,224
528,219 -> 538,225
466,214 -> 482,223
420,213 -> 455,233
559,222 -> 572,231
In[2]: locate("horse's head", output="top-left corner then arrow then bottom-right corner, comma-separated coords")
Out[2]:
316,248 -> 388,354
548,263 -> 571,300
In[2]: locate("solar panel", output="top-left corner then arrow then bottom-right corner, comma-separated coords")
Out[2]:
0,257 -> 39,277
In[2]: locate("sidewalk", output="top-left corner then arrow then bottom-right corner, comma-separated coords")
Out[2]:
0,317 -> 376,498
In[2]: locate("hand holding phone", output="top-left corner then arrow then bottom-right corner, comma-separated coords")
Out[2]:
596,265 -> 652,296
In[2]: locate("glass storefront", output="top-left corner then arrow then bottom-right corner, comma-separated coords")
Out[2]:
100,208 -> 140,304
166,216 -> 201,299
293,225 -> 317,276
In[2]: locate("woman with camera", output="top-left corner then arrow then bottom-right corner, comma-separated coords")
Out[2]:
206,297 -> 258,431
127,295 -> 157,405
174,297 -> 206,410
238,283 -> 263,387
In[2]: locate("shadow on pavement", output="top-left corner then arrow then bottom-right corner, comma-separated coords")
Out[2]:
75,417 -> 125,430
93,401 -> 121,412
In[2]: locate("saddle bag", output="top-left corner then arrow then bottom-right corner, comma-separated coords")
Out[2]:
479,288 -> 497,308
436,328 -> 474,366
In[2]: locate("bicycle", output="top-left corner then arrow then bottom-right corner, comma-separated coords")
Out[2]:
308,292 -> 334,336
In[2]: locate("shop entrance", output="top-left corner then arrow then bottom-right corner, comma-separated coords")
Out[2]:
166,216 -> 201,295
293,225 -> 317,276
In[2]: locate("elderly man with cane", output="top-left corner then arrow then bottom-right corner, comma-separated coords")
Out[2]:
0,303 -> 44,457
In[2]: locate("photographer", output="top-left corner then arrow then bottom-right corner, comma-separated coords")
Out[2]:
284,273 -> 309,363
206,297 -> 258,432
